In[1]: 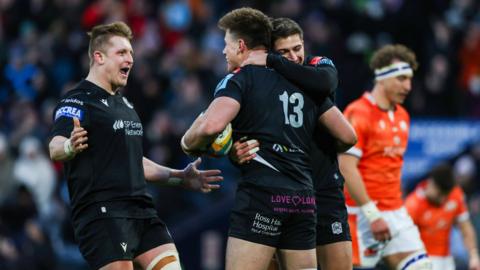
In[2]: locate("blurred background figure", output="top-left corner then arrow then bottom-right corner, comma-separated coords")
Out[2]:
406,163 -> 480,270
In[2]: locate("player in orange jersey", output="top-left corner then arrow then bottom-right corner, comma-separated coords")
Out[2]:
339,44 -> 432,270
406,163 -> 480,270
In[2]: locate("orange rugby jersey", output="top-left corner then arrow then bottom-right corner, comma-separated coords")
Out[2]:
344,92 -> 410,210
405,182 -> 469,256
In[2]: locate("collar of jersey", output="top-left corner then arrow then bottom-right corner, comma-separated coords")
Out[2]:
79,79 -> 118,98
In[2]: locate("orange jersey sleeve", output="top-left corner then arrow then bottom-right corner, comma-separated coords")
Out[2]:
406,182 -> 470,256
344,93 -> 409,210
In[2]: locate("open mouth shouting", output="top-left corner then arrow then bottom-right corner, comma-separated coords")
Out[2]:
120,67 -> 130,78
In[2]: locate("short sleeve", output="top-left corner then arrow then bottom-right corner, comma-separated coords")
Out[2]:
317,97 -> 334,115
214,71 -> 246,104
344,105 -> 369,158
51,94 -> 90,138
455,188 -> 470,223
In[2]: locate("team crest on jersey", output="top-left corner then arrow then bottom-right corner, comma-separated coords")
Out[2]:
122,97 -> 134,109
445,200 -> 457,212
331,222 -> 342,235
55,106 -> 84,121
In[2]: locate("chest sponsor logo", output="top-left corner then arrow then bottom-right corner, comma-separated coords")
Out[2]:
272,143 -> 304,153
112,120 -> 143,136
122,97 -> 134,109
331,221 -> 343,235
55,106 -> 84,121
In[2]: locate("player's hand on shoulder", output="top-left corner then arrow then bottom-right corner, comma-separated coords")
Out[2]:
68,117 -> 88,155
241,50 -> 267,67
229,137 -> 259,164
182,158 -> 223,193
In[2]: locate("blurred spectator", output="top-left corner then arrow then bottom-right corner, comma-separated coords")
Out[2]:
0,133 -> 16,203
13,136 -> 56,223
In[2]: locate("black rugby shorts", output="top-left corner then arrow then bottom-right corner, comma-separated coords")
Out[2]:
75,217 -> 173,269
229,182 -> 316,250
315,186 -> 351,245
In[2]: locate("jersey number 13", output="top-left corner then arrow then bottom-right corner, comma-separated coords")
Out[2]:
279,91 -> 304,128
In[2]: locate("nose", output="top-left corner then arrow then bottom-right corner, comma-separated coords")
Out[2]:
126,52 -> 134,64
287,51 -> 298,62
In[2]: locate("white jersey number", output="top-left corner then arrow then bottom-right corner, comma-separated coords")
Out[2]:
279,91 -> 304,128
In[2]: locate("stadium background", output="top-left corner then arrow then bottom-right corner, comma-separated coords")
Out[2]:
0,0 -> 479,269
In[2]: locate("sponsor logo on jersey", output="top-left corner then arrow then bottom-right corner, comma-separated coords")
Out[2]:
61,98 -> 84,105
113,120 -> 143,136
272,143 -> 304,153
55,106 -> 84,121
113,120 -> 124,130
331,221 -> 343,235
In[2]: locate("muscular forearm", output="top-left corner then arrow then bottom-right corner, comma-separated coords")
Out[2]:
267,54 -> 337,100
459,220 -> 479,259
182,115 -> 217,152
49,136 -> 74,161
339,154 -> 371,206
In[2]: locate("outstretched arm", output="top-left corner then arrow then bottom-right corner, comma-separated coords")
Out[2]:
49,118 -> 88,161
143,157 -> 223,193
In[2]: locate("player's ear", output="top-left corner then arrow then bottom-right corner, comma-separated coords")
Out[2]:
238,39 -> 247,54
93,51 -> 104,65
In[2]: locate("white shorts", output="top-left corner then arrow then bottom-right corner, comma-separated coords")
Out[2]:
430,256 -> 454,270
348,206 -> 426,267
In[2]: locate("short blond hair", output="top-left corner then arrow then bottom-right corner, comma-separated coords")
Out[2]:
87,21 -> 133,65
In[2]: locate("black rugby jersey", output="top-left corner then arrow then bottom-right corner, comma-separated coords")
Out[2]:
51,80 -> 156,228
214,65 -> 320,189
267,54 -> 344,189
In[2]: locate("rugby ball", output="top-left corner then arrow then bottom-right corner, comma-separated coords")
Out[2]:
207,123 -> 233,157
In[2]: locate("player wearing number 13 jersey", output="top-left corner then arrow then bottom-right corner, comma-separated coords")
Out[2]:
181,8 -> 323,270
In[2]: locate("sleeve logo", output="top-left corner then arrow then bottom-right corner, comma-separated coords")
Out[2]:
309,56 -> 335,67
214,73 -> 234,96
55,106 -> 84,121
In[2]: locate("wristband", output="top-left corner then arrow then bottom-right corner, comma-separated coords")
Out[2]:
360,201 -> 382,223
64,139 -> 75,157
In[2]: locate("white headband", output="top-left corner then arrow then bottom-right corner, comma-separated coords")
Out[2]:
374,61 -> 413,81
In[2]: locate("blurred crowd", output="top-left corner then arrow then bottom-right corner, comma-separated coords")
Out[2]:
1,0 -> 480,269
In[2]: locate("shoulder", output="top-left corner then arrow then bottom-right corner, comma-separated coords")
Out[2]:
344,96 -> 370,116
450,186 -> 466,201
396,105 -> 410,119
305,55 -> 336,68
